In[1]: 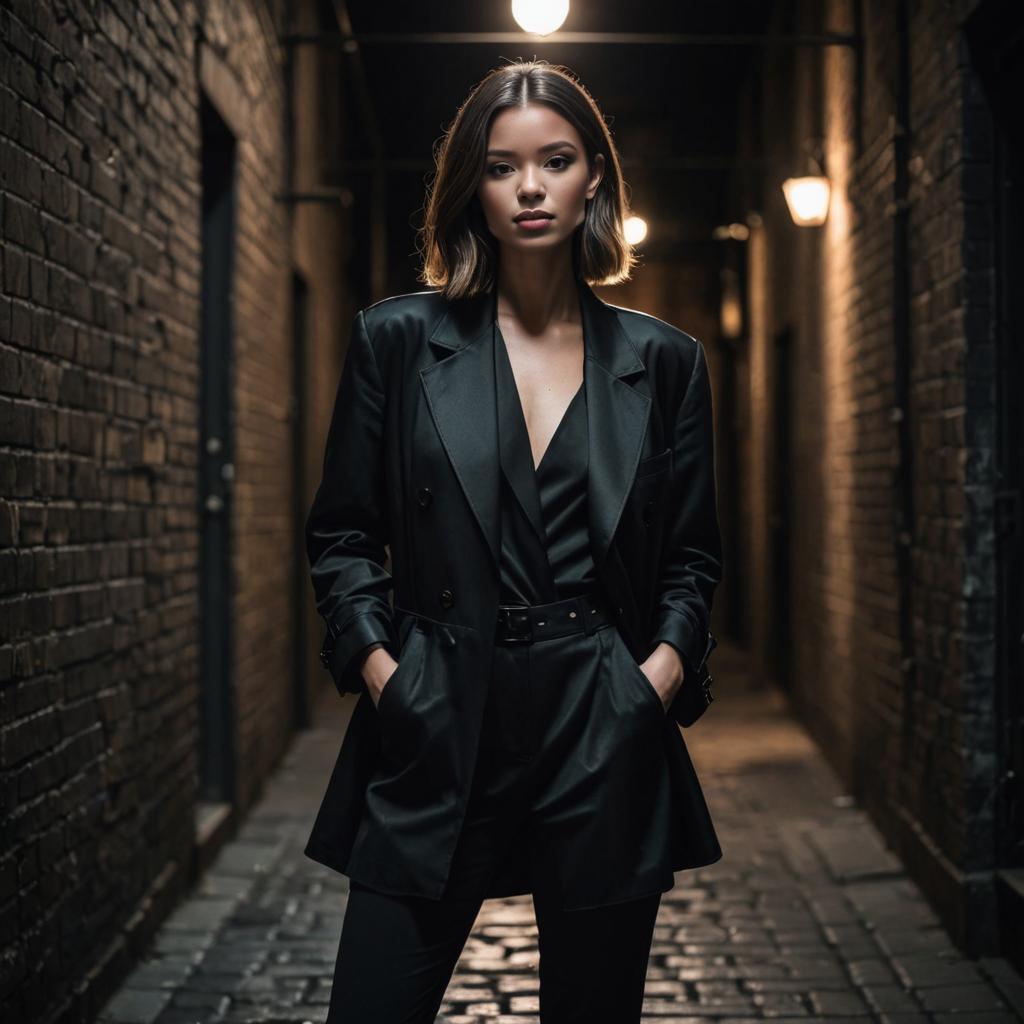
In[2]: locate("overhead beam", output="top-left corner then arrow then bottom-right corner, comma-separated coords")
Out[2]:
279,30 -> 859,48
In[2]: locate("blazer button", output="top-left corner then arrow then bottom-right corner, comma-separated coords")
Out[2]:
417,487 -> 432,508
439,588 -> 455,609
642,499 -> 655,525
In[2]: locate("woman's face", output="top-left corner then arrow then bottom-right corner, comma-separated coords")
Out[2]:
476,103 -> 604,258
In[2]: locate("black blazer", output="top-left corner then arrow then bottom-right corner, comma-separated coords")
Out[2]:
303,279 -> 724,900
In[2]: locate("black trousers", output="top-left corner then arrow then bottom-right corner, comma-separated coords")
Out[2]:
327,879 -> 660,1023
327,618 -> 666,1023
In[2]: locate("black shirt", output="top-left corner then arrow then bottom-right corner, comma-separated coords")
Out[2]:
493,319 -> 599,606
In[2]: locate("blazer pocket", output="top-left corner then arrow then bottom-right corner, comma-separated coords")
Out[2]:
635,446 -> 672,481
376,617 -> 422,715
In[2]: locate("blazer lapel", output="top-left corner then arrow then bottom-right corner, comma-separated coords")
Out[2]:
578,280 -> 651,573
420,278 -> 650,581
420,287 -> 502,572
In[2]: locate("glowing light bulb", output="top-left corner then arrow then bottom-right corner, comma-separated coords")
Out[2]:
623,215 -> 647,245
512,0 -> 570,36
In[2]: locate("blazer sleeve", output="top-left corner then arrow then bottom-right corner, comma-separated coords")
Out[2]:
650,338 -> 723,680
306,309 -> 399,696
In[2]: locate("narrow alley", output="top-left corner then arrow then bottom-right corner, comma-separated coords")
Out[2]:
3,0 -> 1023,1022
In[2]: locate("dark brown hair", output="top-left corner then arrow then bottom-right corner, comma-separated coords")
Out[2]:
416,60 -> 636,299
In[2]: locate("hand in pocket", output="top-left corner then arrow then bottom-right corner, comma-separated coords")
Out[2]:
359,644 -> 400,709
636,643 -> 686,713
371,659 -> 401,710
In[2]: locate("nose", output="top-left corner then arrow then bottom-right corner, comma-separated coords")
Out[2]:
518,166 -> 545,201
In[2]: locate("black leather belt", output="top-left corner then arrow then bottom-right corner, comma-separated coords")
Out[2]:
495,590 -> 614,644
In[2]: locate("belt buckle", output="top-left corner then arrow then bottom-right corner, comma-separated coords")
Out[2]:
498,605 -> 533,643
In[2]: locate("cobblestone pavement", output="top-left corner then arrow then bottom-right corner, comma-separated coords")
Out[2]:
99,643 -> 1024,1023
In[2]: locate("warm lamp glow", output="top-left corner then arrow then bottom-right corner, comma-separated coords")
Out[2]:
720,294 -> 742,338
712,222 -> 751,241
781,176 -> 831,226
720,269 -> 743,338
512,0 -> 569,35
623,215 -> 647,245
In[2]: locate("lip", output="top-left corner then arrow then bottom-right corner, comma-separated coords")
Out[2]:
513,210 -> 555,223
514,212 -> 555,231
515,218 -> 554,231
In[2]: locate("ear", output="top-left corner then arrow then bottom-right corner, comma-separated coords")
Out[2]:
587,153 -> 606,199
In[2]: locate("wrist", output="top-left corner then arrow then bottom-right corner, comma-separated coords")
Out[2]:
359,643 -> 391,685
651,641 -> 685,684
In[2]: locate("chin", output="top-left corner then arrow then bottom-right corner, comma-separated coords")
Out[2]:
498,230 -> 571,250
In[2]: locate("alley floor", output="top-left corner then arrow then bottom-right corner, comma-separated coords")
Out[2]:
98,643 -> 1024,1023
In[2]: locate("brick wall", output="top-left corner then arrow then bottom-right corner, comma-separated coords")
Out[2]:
0,1 -> 347,1020
736,0 -> 1000,951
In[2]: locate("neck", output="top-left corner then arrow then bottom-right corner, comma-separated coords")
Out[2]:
494,248 -> 582,334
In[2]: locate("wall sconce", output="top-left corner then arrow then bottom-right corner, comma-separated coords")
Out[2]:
782,144 -> 831,226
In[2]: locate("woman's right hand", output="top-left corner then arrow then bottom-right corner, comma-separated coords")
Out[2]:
360,644 -> 400,709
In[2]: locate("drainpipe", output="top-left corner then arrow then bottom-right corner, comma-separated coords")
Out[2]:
331,1 -> 388,300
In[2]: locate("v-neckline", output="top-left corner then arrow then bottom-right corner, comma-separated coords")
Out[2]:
532,382 -> 583,475
495,322 -> 586,475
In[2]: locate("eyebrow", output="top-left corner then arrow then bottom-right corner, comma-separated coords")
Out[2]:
485,141 -> 579,157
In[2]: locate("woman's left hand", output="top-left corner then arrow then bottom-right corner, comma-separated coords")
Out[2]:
639,643 -> 686,712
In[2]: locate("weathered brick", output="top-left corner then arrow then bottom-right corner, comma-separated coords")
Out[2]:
1,1 -> 321,1020
735,0 -> 1003,966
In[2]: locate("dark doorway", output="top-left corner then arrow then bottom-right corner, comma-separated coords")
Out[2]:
964,0 -> 1024,970
198,93 -> 238,805
768,326 -> 794,689
291,272 -> 311,728
717,336 -> 744,649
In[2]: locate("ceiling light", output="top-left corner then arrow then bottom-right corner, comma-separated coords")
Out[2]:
512,0 -> 569,36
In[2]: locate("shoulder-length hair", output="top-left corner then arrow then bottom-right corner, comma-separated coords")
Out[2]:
416,60 -> 636,299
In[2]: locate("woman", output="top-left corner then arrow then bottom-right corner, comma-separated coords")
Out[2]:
307,60 -> 723,1024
